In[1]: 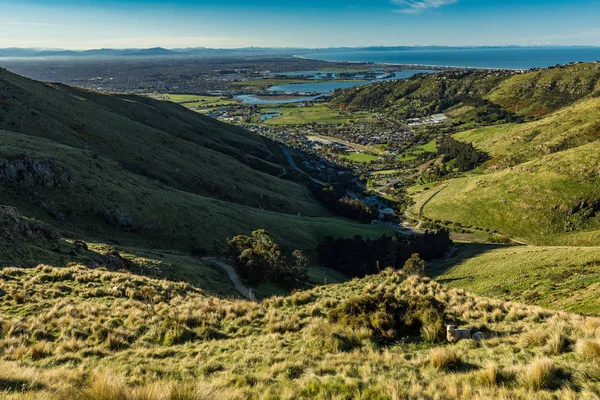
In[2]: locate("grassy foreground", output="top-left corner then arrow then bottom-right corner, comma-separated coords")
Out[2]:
0,264 -> 600,399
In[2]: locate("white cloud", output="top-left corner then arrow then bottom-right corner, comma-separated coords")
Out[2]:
391,0 -> 458,14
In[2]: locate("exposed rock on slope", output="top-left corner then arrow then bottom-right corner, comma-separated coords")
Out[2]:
0,156 -> 71,188
0,206 -> 58,244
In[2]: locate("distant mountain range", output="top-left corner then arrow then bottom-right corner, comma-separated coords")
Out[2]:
0,47 -> 306,58
1,45 -> 597,58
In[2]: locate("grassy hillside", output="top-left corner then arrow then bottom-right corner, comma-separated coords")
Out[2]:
409,94 -> 600,244
0,69 -> 389,256
0,129 -> 390,255
430,244 -> 600,314
412,141 -> 600,244
488,62 -> 600,117
0,68 -> 296,210
332,70 -> 509,120
1,264 -> 600,398
453,97 -> 600,170
332,62 -> 600,122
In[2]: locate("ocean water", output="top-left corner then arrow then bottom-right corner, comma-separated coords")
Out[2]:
300,47 -> 600,70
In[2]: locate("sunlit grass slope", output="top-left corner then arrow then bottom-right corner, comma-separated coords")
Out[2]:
412,141 -> 600,244
0,264 -> 599,398
430,244 -> 600,314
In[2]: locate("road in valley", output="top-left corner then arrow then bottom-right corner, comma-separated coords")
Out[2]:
202,257 -> 257,301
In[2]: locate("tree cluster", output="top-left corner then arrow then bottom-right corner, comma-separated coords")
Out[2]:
317,229 -> 452,278
228,229 -> 309,285
312,184 -> 379,224
436,136 -> 488,172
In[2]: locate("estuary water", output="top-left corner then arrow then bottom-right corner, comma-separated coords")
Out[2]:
267,70 -> 435,94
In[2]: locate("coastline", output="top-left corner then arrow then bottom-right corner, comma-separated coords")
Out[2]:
293,54 -> 528,72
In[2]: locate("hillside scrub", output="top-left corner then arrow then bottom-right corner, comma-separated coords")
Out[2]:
311,183 -> 379,224
328,291 -> 446,342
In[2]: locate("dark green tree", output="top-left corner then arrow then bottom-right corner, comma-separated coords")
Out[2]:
403,253 -> 425,276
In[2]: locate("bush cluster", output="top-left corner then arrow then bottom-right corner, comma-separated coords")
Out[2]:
328,291 -> 446,342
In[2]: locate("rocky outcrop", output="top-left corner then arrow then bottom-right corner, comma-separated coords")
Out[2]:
0,206 -> 59,243
0,156 -> 72,188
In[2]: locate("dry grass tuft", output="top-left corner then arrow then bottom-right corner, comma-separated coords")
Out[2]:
520,328 -> 549,348
576,339 -> 600,360
428,348 -> 462,371
521,358 -> 557,391
474,363 -> 500,387
544,331 -> 570,355
74,374 -> 127,400
29,342 -> 53,361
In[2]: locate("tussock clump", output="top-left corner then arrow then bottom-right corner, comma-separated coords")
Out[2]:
267,313 -> 301,334
29,341 -> 53,360
473,363 -> 501,387
2,267 -> 25,277
202,362 -> 225,376
544,331 -> 570,355
319,298 -> 338,309
576,339 -> 600,360
583,318 -> 600,337
266,296 -> 284,307
105,334 -> 129,351
428,348 -> 462,371
286,291 -> 315,306
74,373 -> 127,400
11,290 -> 26,304
73,373 -> 228,400
162,326 -> 196,346
505,305 -> 527,322
520,328 -> 549,348
304,318 -> 371,352
521,358 -> 559,391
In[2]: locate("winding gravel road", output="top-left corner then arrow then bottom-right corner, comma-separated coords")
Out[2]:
202,257 -> 256,301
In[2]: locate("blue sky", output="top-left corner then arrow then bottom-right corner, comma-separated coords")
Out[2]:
1,0 -> 600,49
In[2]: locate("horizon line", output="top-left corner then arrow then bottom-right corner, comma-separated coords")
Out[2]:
2,44 -> 600,52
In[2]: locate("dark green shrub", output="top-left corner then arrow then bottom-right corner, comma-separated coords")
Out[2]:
328,292 -> 445,342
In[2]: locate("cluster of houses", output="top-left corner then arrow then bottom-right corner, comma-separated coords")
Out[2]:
407,113 -> 448,127
318,119 -> 413,147
364,196 -> 396,221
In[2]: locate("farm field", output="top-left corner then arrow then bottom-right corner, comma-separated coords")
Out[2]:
264,104 -> 373,125
149,93 -> 239,108
340,152 -> 380,163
